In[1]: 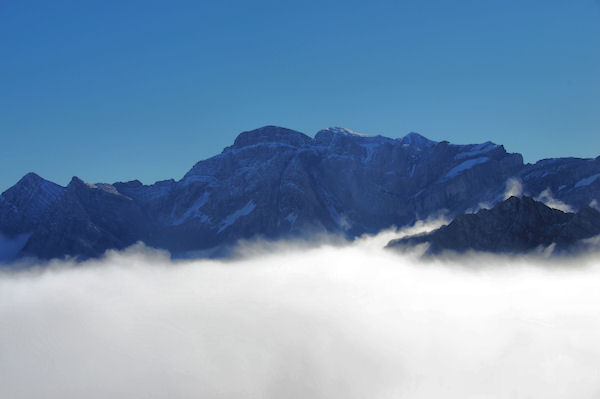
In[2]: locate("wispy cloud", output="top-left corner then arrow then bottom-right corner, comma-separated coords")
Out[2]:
504,177 -> 524,200
535,188 -> 574,212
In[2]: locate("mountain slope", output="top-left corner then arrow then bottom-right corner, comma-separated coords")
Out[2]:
387,196 -> 600,254
0,173 -> 65,235
2,125 -> 600,261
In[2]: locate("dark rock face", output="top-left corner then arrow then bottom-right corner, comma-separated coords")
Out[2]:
0,173 -> 65,236
519,157 -> 600,211
2,125 -> 600,261
20,177 -> 153,259
387,196 -> 600,254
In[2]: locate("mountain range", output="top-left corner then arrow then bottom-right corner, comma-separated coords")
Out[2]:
387,195 -> 600,255
1,125 -> 600,261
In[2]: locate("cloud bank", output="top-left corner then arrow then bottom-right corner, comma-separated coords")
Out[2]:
2,227 -> 600,399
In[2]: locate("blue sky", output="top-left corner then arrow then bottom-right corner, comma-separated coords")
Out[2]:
1,0 -> 599,191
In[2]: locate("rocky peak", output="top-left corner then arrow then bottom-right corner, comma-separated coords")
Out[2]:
2,172 -> 65,215
0,172 -> 65,234
114,180 -> 144,189
318,127 -> 370,137
314,127 -> 372,145
496,195 -> 560,216
3,173 -> 54,196
68,176 -> 89,188
67,177 -> 128,198
17,172 -> 44,185
388,196 -> 600,254
485,196 -> 574,230
2,125 -> 600,262
231,126 -> 311,149
399,132 -> 437,149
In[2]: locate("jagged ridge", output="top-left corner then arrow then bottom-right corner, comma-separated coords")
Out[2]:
387,196 -> 600,254
1,125 -> 600,261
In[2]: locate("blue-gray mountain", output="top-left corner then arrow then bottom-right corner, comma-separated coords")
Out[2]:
1,126 -> 600,261
387,196 -> 600,255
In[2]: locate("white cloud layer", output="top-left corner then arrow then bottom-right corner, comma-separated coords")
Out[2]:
2,227 -> 600,399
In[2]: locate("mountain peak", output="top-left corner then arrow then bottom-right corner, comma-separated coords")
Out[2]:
2,124 -> 600,261
314,127 -> 374,145
19,172 -> 44,184
387,195 -> 600,254
68,176 -> 91,187
4,172 -> 63,199
318,127 -> 371,137
399,132 -> 437,148
0,172 -> 66,230
231,126 -> 311,149
67,177 -> 126,197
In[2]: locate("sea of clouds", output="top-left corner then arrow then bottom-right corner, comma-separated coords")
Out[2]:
2,221 -> 600,398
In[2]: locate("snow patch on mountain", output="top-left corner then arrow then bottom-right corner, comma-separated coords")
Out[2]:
95,183 -> 127,197
575,173 -> 600,188
323,127 -> 371,137
325,201 -> 352,231
218,200 -> 256,233
445,157 -> 490,179
285,212 -> 297,226
454,142 -> 498,160
170,192 -> 211,226
408,164 -> 416,177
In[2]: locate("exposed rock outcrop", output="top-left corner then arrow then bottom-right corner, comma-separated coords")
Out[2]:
387,196 -> 600,254
2,125 -> 600,261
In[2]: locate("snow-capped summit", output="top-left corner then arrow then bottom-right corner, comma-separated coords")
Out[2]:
399,132 -> 437,149
314,127 -> 378,146
67,176 -> 126,197
231,125 -> 311,149
318,127 -> 371,137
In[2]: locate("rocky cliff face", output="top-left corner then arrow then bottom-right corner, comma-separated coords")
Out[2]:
0,173 -> 65,235
387,196 -> 600,254
19,177 -> 154,259
2,125 -> 600,260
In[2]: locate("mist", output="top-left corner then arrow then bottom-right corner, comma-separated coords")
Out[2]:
2,226 -> 600,398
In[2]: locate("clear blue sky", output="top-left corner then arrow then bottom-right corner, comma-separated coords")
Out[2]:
1,0 -> 599,192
